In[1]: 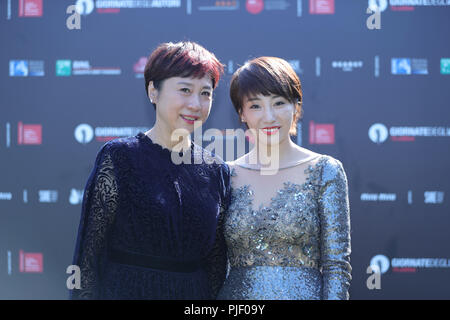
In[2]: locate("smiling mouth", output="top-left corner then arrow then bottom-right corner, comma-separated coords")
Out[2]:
261,126 -> 281,135
180,115 -> 200,124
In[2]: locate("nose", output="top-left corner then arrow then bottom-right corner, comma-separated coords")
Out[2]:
262,106 -> 276,124
187,95 -> 201,112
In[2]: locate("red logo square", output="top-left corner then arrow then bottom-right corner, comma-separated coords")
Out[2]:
309,0 -> 334,15
18,122 -> 42,145
19,250 -> 44,273
19,0 -> 43,17
309,121 -> 335,144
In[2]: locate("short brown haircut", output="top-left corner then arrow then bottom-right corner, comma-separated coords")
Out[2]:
229,56 -> 303,136
144,41 -> 224,109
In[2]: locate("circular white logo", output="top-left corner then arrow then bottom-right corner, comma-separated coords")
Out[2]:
368,123 -> 388,144
76,0 -> 95,15
75,124 -> 94,144
370,254 -> 390,274
368,0 -> 388,12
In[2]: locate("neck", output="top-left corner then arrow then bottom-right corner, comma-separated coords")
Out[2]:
147,121 -> 191,152
248,135 -> 297,168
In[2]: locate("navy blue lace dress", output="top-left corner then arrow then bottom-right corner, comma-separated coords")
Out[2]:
70,132 -> 231,300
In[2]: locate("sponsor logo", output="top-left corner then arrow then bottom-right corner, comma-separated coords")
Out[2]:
332,60 -> 363,72
389,126 -> 450,141
9,60 -> 28,76
391,58 -> 411,74
74,124 -> 95,144
370,255 -> 390,274
9,60 -> 44,77
368,0 -> 388,12
55,60 -> 121,76
370,254 -> 450,273
390,0 -> 450,10
246,0 -> 264,14
19,0 -> 43,17
74,60 -> 121,76
77,0 -> 182,14
75,124 -> 149,143
309,121 -> 335,145
391,58 -> 428,75
56,60 -> 72,76
245,0 -> 290,13
198,0 -> 239,11
70,189 -> 84,205
368,123 -> 389,144
441,58 -> 450,75
369,123 -> 450,143
39,190 -> 58,203
76,0 -> 95,15
19,250 -> 43,273
0,192 -> 13,200
264,0 -> 290,10
369,0 -> 450,12
309,0 -> 334,14
361,193 -> 397,201
424,191 -> 444,204
18,122 -> 42,145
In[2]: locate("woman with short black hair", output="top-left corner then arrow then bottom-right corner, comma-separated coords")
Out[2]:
217,56 -> 352,300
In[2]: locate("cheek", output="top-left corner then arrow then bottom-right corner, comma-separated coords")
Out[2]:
198,105 -> 209,121
169,97 -> 185,116
202,101 -> 212,115
242,109 -> 257,123
278,107 -> 294,123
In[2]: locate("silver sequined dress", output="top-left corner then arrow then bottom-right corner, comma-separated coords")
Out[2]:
217,154 -> 351,300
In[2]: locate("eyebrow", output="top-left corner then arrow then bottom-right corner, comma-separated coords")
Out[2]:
176,81 -> 212,90
246,95 -> 282,102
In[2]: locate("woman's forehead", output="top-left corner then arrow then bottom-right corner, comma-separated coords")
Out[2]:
243,92 -> 284,102
168,75 -> 213,88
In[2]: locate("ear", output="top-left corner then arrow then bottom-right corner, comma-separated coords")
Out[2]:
147,81 -> 158,104
239,109 -> 246,123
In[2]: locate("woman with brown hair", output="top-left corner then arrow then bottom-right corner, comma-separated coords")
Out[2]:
217,57 -> 352,300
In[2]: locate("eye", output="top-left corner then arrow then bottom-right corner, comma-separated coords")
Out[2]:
249,104 -> 260,109
274,101 -> 285,106
180,88 -> 190,93
202,91 -> 211,97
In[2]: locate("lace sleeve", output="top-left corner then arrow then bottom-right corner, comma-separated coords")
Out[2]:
70,143 -> 119,299
318,157 -> 352,300
205,163 -> 231,299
